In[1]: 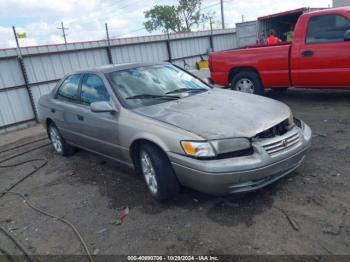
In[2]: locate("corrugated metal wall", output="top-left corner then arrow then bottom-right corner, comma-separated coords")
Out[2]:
236,21 -> 257,47
0,28 -> 237,132
333,0 -> 349,7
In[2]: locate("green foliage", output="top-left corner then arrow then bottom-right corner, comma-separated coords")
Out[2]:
144,5 -> 183,33
144,0 -> 202,33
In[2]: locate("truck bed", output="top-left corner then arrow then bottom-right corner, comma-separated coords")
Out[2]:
210,44 -> 291,87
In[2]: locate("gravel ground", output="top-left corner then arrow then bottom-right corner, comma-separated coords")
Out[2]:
0,88 -> 349,258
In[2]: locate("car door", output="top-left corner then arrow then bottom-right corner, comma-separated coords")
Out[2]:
49,74 -> 83,143
72,73 -> 124,160
291,13 -> 350,88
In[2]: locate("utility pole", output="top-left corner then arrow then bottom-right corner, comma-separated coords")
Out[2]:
12,26 -> 21,54
209,17 -> 213,34
209,17 -> 214,51
220,0 -> 225,29
166,29 -> 172,63
12,25 -> 38,122
105,23 -> 113,64
57,21 -> 68,44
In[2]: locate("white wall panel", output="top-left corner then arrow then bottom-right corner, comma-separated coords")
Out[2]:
111,42 -> 168,64
236,21 -> 258,47
0,58 -> 24,89
24,49 -> 109,84
31,82 -> 58,109
170,37 -> 209,59
213,34 -> 237,51
0,88 -> 34,126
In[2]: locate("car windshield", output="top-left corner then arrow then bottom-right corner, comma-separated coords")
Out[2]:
107,64 -> 210,109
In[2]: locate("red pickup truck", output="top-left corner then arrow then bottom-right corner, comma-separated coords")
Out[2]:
209,7 -> 350,94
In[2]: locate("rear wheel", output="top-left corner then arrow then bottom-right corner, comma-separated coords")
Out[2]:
139,143 -> 180,201
48,123 -> 76,156
231,71 -> 264,95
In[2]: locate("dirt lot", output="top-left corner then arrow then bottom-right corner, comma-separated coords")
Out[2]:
0,89 -> 349,258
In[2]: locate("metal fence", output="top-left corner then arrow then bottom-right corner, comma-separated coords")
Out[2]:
0,28 -> 237,133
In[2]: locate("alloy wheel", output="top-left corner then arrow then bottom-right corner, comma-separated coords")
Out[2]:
235,78 -> 255,93
140,151 -> 158,194
50,126 -> 63,153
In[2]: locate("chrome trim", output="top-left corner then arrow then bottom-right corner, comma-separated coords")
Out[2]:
260,129 -> 301,156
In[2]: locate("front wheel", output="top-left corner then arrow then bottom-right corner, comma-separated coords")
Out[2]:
139,143 -> 180,201
231,71 -> 264,95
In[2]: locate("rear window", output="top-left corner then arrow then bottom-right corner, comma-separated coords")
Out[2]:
306,14 -> 350,44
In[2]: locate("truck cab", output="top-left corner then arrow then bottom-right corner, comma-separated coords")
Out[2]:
291,7 -> 350,88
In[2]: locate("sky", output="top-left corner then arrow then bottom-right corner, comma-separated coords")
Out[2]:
0,0 -> 332,49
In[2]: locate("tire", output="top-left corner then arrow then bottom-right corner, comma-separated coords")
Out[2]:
139,143 -> 180,201
231,71 -> 264,95
48,123 -> 76,156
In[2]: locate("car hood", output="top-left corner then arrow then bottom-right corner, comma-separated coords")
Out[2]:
132,88 -> 291,140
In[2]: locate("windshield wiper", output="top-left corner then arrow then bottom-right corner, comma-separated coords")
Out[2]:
126,94 -> 180,100
165,88 -> 208,95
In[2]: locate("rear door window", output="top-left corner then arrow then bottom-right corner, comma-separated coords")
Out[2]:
306,14 -> 350,44
80,74 -> 110,105
56,74 -> 81,102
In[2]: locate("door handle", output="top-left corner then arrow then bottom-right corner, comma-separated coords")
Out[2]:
301,50 -> 314,57
51,108 -> 56,113
77,115 -> 84,121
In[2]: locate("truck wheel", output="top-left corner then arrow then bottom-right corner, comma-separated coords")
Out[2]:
231,71 -> 264,95
48,123 -> 76,156
139,143 -> 180,201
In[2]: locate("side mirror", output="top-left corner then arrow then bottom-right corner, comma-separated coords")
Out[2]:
90,101 -> 116,113
345,30 -> 350,41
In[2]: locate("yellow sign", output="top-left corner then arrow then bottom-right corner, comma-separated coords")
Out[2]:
16,33 -> 27,39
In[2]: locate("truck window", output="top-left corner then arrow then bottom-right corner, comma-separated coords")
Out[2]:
306,14 -> 350,44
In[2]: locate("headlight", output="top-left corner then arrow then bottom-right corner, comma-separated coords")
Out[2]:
211,138 -> 251,154
181,141 -> 215,158
181,138 -> 251,158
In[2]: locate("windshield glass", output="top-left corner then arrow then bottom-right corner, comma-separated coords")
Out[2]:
107,64 -> 210,109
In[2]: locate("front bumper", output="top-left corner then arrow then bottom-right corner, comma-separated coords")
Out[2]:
168,122 -> 312,195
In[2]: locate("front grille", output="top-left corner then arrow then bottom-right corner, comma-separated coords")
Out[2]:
262,132 -> 300,155
256,119 -> 290,139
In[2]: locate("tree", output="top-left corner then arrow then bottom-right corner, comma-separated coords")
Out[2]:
178,0 -> 201,32
144,0 -> 202,33
144,5 -> 183,33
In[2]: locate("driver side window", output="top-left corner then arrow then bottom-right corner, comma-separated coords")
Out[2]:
81,74 -> 110,105
56,74 -> 81,102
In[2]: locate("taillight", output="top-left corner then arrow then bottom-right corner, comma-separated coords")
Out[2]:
208,55 -> 213,72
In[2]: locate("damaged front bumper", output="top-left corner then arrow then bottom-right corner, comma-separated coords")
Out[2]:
168,122 -> 312,195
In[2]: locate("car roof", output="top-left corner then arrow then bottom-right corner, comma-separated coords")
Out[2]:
72,62 -> 168,75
